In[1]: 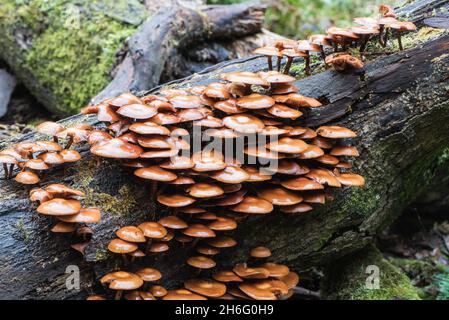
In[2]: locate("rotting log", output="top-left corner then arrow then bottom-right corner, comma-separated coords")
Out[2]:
0,0 -> 448,300
0,0 -> 269,116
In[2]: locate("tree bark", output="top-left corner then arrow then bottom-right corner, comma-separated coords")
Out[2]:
0,0 -> 269,116
0,0 -> 448,300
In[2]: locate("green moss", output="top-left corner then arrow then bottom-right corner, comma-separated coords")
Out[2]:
0,0 -> 145,115
84,185 -> 138,216
322,245 -> 421,300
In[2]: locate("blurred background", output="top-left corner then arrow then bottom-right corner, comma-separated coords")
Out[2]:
211,0 -> 398,39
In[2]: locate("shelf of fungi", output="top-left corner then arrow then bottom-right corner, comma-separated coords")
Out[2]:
0,4 -> 420,300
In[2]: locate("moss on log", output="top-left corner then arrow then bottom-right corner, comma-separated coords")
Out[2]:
321,245 -> 421,300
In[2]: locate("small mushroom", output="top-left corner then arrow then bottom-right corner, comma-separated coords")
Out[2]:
15,171 -> 40,185
325,53 -> 364,72
163,289 -> 207,300
387,21 -> 417,51
186,256 -> 216,270
296,40 -> 322,75
212,270 -> 243,283
232,196 -> 273,214
250,246 -> 272,259
36,121 -> 64,143
184,279 -> 226,298
0,154 -> 18,179
100,271 -> 143,300
253,46 -> 282,71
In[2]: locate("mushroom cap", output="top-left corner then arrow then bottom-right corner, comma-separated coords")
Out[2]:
24,159 -> 49,171
90,138 -> 143,159
160,156 -> 194,170
271,83 -> 299,95
36,121 -> 64,136
87,130 -> 113,145
259,71 -> 297,84
306,168 -> 341,187
136,268 -> 162,282
59,149 -> 81,163
178,108 -> 206,122
330,145 -> 359,157
351,25 -> 380,35
157,194 -> 196,207
379,17 -> 400,26
203,82 -> 230,100
244,166 -> 272,182
264,159 -> 309,175
237,94 -> 275,110
56,127 -> 90,143
273,93 -> 322,108
124,291 -> 156,300
150,285 -> 168,298
116,103 -> 157,119
213,271 -> 243,283
258,187 -> 303,206
206,236 -> 237,248
185,279 -> 227,298
266,137 -> 308,154
100,271 -> 143,291
208,217 -> 237,231
205,128 -> 240,139
354,17 -> 379,27
186,256 -> 216,269
116,226 -> 146,243
260,262 -> 290,277
253,46 -> 282,57
158,215 -> 188,229
267,104 -> 303,120
182,224 -> 216,238
281,48 -> 308,59
167,176 -> 195,185
298,145 -> 324,159
97,104 -> 121,122
86,295 -> 106,300
238,283 -> 277,300
192,150 -> 227,172
149,242 -> 170,253
303,193 -> 326,204
211,166 -> 249,184
309,34 -> 333,47
317,154 -> 340,165
327,27 -> 360,40
335,172 -> 365,186
58,207 -> 101,223
108,238 -> 138,254
250,246 -> 272,258
297,40 -> 322,52
129,121 -> 171,135
108,93 -> 142,107
50,222 -> 77,233
244,146 -> 284,160
280,203 -> 314,214
281,177 -> 324,191
30,188 -> 53,203
163,289 -> 207,300
134,166 -> 177,182
37,198 -> 81,216
38,152 -> 65,165
138,222 -> 168,239
137,135 -> 175,149
232,196 -> 274,214
213,98 -> 245,114
197,245 -> 220,256
188,183 -> 224,198
311,136 -> 335,149
221,72 -> 269,86
45,184 -> 85,198
223,114 -> 265,134
15,171 -> 40,185
140,149 -> 178,159
0,154 -> 18,165
233,263 -> 270,279
194,116 -> 223,128
387,21 -> 417,31
279,271 -> 300,289
71,241 -> 89,255
169,95 -> 203,109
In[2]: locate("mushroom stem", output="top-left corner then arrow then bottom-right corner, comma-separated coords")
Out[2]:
65,136 -> 73,149
114,290 -> 123,300
382,28 -> 389,48
283,57 -> 293,74
8,164 -> 15,179
359,35 -> 369,54
53,136 -> 59,144
145,239 -> 153,255
2,163 -> 8,179
267,56 -> 273,71
319,46 -> 326,61
304,53 -> 311,76
276,56 -> 283,72
379,25 -> 385,46
150,181 -> 158,200
397,31 -> 404,51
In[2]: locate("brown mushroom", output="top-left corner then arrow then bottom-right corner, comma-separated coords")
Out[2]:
258,187 -> 303,206
100,271 -> 143,300
116,226 -> 146,243
186,256 -> 216,270
163,289 -> 207,300
253,46 -> 282,71
184,279 -> 226,298
213,270 -> 243,283
37,198 -> 81,216
232,196 -> 273,214
36,121 -> 64,143
250,246 -> 272,259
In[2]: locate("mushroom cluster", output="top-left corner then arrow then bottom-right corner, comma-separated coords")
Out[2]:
30,183 -> 101,254
91,245 -> 298,300
252,4 -> 416,74
81,65 -> 364,299
0,121 -> 87,184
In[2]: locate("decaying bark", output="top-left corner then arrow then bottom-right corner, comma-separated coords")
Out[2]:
0,0 -> 448,300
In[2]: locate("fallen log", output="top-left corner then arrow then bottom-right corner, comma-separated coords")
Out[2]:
0,0 -> 448,300
0,0 -> 269,116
